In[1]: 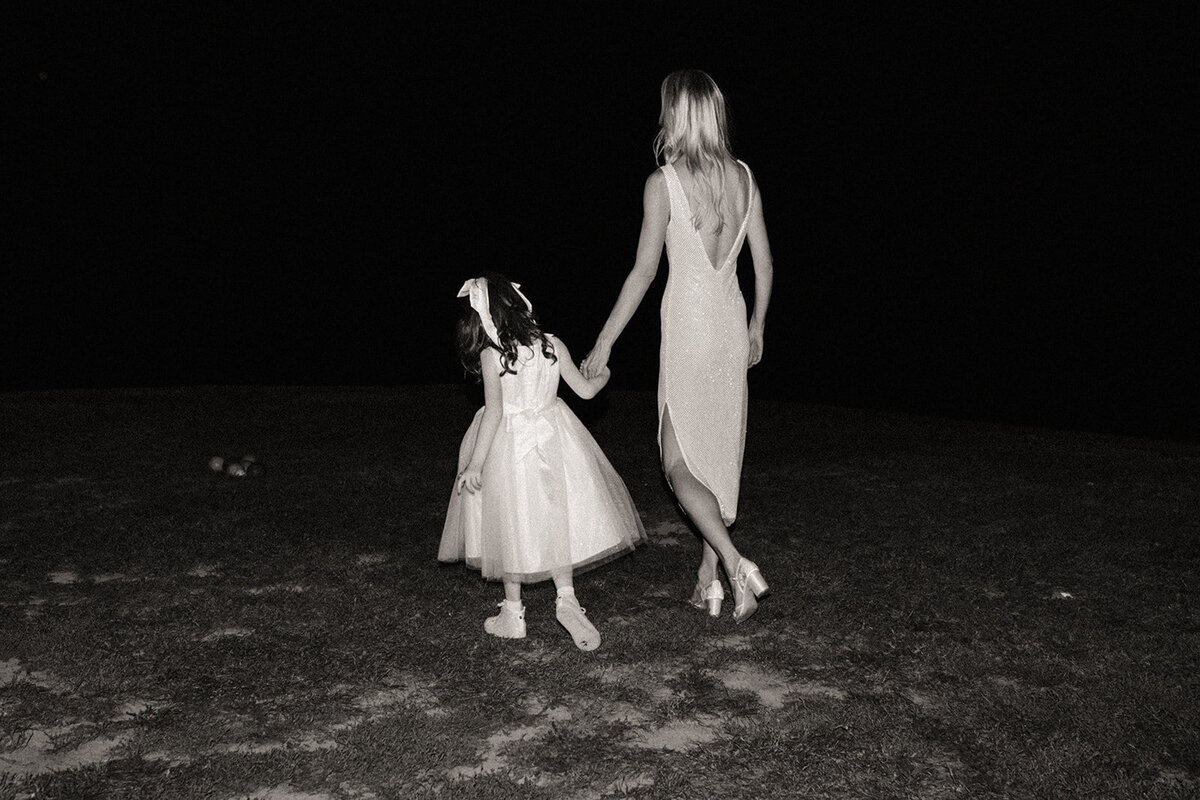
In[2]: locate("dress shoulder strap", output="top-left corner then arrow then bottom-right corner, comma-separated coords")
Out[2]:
660,161 -> 691,221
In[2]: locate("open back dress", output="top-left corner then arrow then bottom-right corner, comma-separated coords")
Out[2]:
658,159 -> 756,526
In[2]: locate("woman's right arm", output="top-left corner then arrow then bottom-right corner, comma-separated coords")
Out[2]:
744,171 -> 774,368
581,170 -> 670,379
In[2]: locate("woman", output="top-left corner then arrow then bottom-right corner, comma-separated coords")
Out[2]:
582,69 -> 774,623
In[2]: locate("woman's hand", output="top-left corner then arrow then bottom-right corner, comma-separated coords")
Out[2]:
748,325 -> 764,368
580,341 -> 612,380
457,467 -> 483,495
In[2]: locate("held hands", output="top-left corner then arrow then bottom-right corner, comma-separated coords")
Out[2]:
580,342 -> 611,380
589,365 -> 612,390
456,467 -> 483,495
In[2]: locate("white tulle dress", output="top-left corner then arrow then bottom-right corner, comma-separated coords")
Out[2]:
439,340 -> 645,583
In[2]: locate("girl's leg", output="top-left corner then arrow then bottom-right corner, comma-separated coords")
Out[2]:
485,579 -> 526,639
550,569 -> 573,595
504,580 -> 522,604
551,568 -> 600,651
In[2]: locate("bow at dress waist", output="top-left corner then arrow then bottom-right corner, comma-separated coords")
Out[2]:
505,405 -> 557,462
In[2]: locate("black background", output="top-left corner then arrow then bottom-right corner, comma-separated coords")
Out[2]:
5,3 -> 1196,440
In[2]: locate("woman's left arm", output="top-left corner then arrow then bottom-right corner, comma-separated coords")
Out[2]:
744,176 -> 774,367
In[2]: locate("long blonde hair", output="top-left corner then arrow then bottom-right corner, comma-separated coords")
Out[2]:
653,69 -> 734,233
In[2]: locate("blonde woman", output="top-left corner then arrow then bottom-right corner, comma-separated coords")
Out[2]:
582,69 -> 774,623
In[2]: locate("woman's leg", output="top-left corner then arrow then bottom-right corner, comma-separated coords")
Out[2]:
661,407 -> 741,577
662,407 -> 767,622
698,542 -> 720,585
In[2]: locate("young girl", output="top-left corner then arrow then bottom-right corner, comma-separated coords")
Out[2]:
439,273 -> 645,651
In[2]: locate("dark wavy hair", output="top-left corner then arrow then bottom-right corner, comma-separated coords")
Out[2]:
456,273 -> 557,380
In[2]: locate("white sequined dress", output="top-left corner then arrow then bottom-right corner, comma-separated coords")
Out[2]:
659,160 -> 755,525
440,340 -> 646,582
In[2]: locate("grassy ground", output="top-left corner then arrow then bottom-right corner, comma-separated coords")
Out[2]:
1,385 -> 1197,800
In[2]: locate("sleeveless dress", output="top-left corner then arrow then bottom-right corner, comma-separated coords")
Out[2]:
659,160 -> 755,526
439,340 -> 646,582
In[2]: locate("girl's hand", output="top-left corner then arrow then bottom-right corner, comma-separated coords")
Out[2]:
589,365 -> 612,392
580,342 -> 611,380
748,326 -> 764,368
457,467 -> 483,495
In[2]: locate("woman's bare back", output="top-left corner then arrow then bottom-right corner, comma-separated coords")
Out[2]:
669,158 -> 753,269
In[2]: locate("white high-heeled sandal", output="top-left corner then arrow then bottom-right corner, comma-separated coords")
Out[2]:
730,558 -> 769,624
689,580 -> 725,617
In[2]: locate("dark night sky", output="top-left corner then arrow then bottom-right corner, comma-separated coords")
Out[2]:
5,3 -> 1197,440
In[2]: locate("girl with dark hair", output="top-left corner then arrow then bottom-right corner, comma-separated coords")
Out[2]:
440,274 -> 645,651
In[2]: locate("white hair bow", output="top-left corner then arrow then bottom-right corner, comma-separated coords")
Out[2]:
457,277 -> 533,345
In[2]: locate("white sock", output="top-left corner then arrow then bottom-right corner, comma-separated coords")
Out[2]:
556,586 -> 576,600
503,599 -> 523,613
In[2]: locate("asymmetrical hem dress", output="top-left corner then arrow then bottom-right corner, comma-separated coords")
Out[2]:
658,159 -> 756,526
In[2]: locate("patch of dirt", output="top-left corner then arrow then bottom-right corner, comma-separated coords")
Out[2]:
446,723 -> 550,780
902,688 -> 934,708
235,785 -> 335,800
357,671 -> 447,717
571,771 -> 656,800
521,694 -> 571,722
186,563 -> 221,578
246,583 -> 309,595
596,701 -> 651,727
0,726 -> 133,777
112,699 -> 171,720
297,735 -> 339,752
218,740 -> 286,755
603,772 -> 655,793
708,633 -> 756,651
716,662 -> 847,707
629,714 -> 722,750
714,663 -> 796,708
200,627 -> 254,641
0,658 -> 71,694
335,782 -> 379,800
353,686 -> 443,717
142,749 -> 191,766
591,663 -> 680,702
509,641 -> 558,664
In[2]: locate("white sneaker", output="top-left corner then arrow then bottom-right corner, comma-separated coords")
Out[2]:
555,596 -> 600,651
484,602 -> 526,639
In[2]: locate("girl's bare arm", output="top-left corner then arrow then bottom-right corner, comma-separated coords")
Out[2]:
551,335 -> 610,399
458,348 -> 504,494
